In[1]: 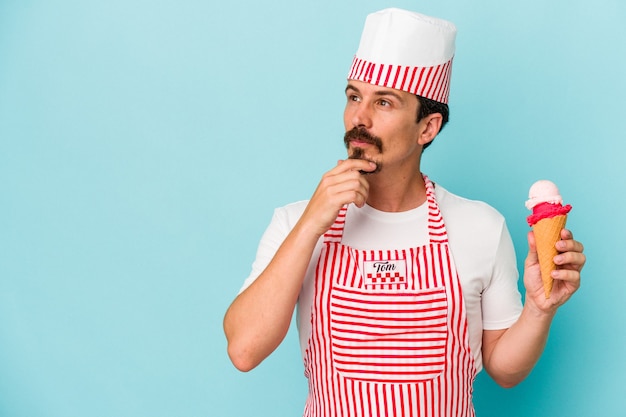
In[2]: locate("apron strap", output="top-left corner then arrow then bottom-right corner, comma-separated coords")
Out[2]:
322,205 -> 348,244
424,175 -> 449,244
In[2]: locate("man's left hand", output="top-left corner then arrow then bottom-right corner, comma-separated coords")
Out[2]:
523,228 -> 586,313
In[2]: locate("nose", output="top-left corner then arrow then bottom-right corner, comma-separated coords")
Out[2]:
348,102 -> 372,129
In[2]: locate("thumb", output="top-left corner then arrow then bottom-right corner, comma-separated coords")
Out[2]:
525,230 -> 539,267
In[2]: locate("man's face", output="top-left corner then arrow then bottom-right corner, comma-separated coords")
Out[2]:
343,80 -> 422,174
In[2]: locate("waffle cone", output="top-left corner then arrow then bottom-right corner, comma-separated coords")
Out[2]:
532,214 -> 567,298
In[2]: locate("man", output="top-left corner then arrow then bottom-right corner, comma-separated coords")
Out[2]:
224,8 -> 585,416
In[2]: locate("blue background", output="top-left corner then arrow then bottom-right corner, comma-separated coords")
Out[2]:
1,0 -> 624,416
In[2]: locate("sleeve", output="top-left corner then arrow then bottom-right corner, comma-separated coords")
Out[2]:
238,202 -> 307,294
481,221 -> 524,330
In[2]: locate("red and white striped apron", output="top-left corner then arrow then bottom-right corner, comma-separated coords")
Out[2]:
303,176 -> 476,417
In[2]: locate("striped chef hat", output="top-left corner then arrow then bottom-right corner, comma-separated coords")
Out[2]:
348,8 -> 457,104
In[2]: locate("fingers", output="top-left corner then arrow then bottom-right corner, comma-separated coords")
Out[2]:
527,230 -> 537,252
524,227 -> 585,310
556,229 -> 584,253
559,228 -> 573,240
300,160 -> 377,237
524,231 -> 539,268
321,175 -> 369,207
554,228 -> 586,272
552,228 -> 585,290
334,158 -> 378,174
551,266 -> 581,286
551,258 -> 582,297
526,227 -> 586,275
554,249 -> 586,273
321,159 -> 376,207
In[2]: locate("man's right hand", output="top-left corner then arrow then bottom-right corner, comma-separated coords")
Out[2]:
224,158 -> 376,372
299,159 -> 377,238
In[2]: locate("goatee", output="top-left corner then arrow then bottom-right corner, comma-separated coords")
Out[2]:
343,127 -> 383,174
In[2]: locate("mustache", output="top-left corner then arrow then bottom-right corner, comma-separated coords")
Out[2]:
343,127 -> 383,153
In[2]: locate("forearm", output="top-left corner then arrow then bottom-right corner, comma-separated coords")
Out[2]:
483,303 -> 556,388
223,221 -> 320,372
224,159 -> 376,371
483,227 -> 585,387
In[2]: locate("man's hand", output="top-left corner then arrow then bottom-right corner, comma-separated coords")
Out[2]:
299,159 -> 377,238
523,228 -> 586,313
483,228 -> 585,387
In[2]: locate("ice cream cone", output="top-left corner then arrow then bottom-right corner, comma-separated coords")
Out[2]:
532,214 -> 567,298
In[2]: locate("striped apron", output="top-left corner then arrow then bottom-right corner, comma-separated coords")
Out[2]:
303,176 -> 476,417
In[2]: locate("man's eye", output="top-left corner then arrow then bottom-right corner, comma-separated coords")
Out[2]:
378,99 -> 390,107
348,95 -> 360,102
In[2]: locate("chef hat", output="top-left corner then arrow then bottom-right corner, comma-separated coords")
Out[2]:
347,8 -> 457,104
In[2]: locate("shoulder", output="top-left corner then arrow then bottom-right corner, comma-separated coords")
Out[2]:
433,183 -> 509,255
434,183 -> 505,230
272,200 -> 309,229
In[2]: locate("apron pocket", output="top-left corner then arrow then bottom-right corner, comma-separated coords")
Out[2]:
329,285 -> 448,383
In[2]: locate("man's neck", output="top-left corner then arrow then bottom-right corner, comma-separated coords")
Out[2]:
365,170 -> 427,212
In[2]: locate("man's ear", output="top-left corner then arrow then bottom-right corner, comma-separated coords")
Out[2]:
417,113 -> 443,146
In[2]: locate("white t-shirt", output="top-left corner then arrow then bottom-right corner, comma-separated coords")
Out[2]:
240,183 -> 523,372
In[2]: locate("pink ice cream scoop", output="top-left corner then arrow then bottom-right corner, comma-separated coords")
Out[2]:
526,180 -> 572,226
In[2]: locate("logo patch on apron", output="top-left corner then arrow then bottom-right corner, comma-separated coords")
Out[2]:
363,259 -> 407,288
